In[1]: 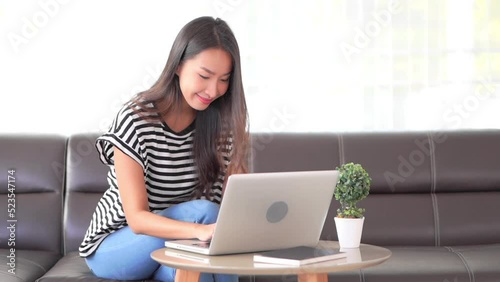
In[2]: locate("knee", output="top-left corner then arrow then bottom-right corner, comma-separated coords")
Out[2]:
157,199 -> 220,224
194,199 -> 219,211
197,199 -> 220,217
193,199 -> 220,224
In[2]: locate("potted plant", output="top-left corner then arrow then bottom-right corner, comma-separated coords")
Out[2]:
334,162 -> 371,248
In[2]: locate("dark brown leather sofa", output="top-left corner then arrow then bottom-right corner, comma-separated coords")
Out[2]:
1,130 -> 499,282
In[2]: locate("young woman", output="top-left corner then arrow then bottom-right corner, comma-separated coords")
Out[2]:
79,16 -> 249,282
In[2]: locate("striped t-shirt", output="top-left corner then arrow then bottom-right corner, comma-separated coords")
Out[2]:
79,103 -> 231,258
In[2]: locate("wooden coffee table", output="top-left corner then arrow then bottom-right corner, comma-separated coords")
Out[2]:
151,241 -> 391,282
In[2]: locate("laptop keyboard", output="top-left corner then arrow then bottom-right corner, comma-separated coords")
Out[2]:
193,241 -> 211,248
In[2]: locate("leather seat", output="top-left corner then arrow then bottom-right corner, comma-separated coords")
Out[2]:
0,134 -> 65,282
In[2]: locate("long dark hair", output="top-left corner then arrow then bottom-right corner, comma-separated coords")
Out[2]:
131,16 -> 249,198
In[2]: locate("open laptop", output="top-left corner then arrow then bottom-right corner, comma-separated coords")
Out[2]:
164,170 -> 339,256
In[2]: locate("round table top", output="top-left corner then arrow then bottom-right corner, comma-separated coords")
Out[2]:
150,241 -> 392,276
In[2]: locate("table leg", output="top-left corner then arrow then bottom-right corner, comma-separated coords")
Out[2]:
175,269 -> 201,282
298,273 -> 328,282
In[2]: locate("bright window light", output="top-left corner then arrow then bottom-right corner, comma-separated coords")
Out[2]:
0,0 -> 498,135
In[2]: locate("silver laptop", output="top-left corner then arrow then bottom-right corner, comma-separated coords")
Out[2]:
164,170 -> 339,255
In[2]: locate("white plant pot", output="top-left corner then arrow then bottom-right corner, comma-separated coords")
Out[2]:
334,217 -> 365,249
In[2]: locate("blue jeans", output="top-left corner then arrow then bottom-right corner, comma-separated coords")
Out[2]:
85,199 -> 238,282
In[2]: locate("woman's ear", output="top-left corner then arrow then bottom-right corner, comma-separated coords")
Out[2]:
176,64 -> 183,76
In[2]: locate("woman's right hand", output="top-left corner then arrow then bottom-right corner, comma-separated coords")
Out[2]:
195,223 -> 216,241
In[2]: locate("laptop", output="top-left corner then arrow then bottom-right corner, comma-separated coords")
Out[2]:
164,170 -> 339,256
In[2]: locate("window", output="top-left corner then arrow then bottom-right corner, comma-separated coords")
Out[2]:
241,0 -> 500,132
1,1 -> 498,135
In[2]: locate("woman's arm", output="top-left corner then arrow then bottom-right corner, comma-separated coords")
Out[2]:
113,147 -> 214,241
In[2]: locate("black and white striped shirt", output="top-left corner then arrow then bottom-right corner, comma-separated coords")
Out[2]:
79,103 -> 231,258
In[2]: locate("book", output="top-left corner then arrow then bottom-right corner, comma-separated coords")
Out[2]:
253,246 -> 347,266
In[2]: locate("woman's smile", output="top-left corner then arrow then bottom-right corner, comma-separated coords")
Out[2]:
196,94 -> 213,105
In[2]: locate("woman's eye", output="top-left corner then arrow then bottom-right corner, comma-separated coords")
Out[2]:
199,74 -> 209,79
221,78 -> 230,82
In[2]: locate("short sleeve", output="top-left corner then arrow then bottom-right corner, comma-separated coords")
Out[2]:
95,105 -> 145,170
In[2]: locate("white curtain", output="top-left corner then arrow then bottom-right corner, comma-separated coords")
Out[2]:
1,0 -> 498,135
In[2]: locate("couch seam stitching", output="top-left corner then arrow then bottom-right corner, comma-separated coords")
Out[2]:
429,132 -> 436,194
431,193 -> 440,247
446,246 -> 475,282
62,137 -> 69,255
429,132 -> 440,247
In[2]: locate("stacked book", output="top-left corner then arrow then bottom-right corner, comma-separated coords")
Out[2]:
253,246 -> 347,266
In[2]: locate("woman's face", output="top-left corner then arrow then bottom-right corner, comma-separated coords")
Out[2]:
177,48 -> 232,112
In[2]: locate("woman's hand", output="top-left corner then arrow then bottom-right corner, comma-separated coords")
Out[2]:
195,223 -> 216,241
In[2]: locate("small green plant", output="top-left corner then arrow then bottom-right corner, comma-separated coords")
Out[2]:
335,162 -> 371,218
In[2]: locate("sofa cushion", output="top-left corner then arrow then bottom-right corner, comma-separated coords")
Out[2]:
0,134 -> 65,254
37,252 -> 252,282
361,245 -> 500,282
338,130 -> 500,246
340,131 -> 435,194
449,244 -> 500,282
250,133 -> 340,173
64,133 -> 109,253
254,245 -> 500,282
436,192 -> 500,246
433,130 -> 500,193
322,194 -> 437,246
36,252 -> 160,282
0,249 -> 60,282
433,130 -> 500,246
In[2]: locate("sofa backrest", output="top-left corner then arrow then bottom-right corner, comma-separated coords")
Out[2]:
251,130 -> 500,247
250,133 -> 341,172
59,130 -> 500,252
63,133 -> 108,254
0,134 -> 65,254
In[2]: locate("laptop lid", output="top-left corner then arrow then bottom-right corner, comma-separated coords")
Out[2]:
165,170 -> 339,255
